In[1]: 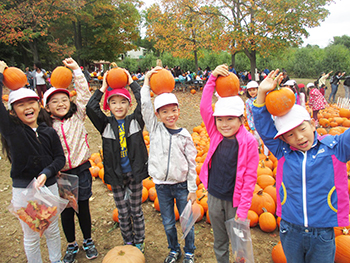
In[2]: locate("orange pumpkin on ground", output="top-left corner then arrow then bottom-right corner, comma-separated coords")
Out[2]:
215,72 -> 240,97
148,187 -> 157,202
193,202 -> 204,222
106,67 -> 128,89
250,189 -> 276,215
335,235 -> 350,263
257,174 -> 275,189
190,89 -> 196,94
50,66 -> 72,89
112,208 -> 119,223
263,184 -> 277,204
271,241 -> 287,263
259,208 -> 276,232
265,87 -> 295,116
142,177 -> 155,190
2,94 -> 9,101
89,166 -> 100,178
154,197 -> 160,212
247,210 -> 259,227
102,245 -> 145,263
3,67 -> 27,90
142,187 -> 148,203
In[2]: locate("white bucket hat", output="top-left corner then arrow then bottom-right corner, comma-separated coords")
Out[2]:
154,93 -> 179,111
247,81 -> 259,89
306,82 -> 315,89
274,104 -> 311,139
43,87 -> 70,107
213,96 -> 244,117
283,80 -> 296,86
8,88 -> 40,110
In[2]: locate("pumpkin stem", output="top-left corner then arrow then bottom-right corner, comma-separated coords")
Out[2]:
156,59 -> 163,67
257,189 -> 264,196
111,62 -> 118,68
118,250 -> 126,256
262,207 -> 267,213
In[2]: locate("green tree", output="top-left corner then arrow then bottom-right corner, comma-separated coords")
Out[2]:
332,35 -> 350,50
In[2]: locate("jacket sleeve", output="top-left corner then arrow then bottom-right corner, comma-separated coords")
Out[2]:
252,103 -> 287,159
0,74 -> 13,136
236,137 -> 258,219
140,84 -> 158,133
130,81 -> 145,129
40,129 -> 66,178
86,90 -> 108,134
184,135 -> 198,193
74,69 -> 91,119
200,74 -> 217,136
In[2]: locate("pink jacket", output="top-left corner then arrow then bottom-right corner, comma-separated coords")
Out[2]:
199,74 -> 259,219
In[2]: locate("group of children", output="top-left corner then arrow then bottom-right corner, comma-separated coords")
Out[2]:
1,59 -> 349,263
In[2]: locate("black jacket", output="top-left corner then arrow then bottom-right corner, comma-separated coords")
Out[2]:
0,74 -> 65,188
86,82 -> 148,186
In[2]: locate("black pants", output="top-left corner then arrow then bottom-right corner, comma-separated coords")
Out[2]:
61,199 -> 92,243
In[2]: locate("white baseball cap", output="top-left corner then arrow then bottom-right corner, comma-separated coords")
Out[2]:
154,93 -> 179,111
43,87 -> 70,107
306,82 -> 315,89
213,96 -> 244,117
247,81 -> 259,89
274,104 -> 311,139
8,88 -> 40,110
284,80 -> 296,86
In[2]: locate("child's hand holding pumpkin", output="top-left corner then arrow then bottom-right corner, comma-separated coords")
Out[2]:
212,64 -> 229,78
63,58 -> 79,70
0,61 -> 7,73
256,69 -> 283,104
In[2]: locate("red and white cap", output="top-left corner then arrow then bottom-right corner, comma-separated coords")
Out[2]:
43,87 -> 70,107
103,87 -> 131,110
8,88 -> 40,110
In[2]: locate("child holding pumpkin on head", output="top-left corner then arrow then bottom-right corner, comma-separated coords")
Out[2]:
252,69 -> 350,263
199,64 -> 259,263
43,58 -> 98,262
86,68 -> 148,253
0,61 -> 66,263
140,67 -> 197,263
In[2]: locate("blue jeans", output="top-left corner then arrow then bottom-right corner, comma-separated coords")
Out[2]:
156,182 -> 196,254
279,219 -> 335,263
328,83 -> 338,103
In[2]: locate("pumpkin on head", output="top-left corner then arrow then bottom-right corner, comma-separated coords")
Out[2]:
3,67 -> 27,90
215,72 -> 240,97
50,66 -> 73,89
149,59 -> 175,95
106,67 -> 128,89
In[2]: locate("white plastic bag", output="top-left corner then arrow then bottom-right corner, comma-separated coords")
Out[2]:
225,218 -> 255,263
56,173 -> 79,212
180,200 -> 201,239
9,178 -> 69,237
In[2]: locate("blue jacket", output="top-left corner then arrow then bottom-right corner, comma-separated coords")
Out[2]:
253,104 -> 350,227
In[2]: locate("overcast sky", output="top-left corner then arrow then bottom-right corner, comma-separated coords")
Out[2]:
302,0 -> 350,47
142,0 -> 349,48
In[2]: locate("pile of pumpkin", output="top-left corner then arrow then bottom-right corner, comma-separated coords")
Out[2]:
317,105 -> 350,135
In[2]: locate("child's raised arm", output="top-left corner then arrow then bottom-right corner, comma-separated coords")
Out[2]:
256,69 -> 283,105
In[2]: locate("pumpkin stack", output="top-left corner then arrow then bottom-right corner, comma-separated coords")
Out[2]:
149,59 -> 175,95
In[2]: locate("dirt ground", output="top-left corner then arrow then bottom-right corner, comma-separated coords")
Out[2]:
0,82 -> 345,263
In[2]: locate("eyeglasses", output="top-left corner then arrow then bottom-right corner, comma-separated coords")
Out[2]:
48,97 -> 70,105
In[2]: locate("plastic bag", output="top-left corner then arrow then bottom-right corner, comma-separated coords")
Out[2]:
56,173 -> 79,212
9,178 -> 69,237
225,218 -> 254,263
180,200 -> 201,239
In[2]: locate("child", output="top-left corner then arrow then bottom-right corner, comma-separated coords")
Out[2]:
43,58 -> 98,263
329,71 -> 346,104
0,61 -> 65,263
307,82 -> 328,124
298,83 -> 307,108
284,80 -> 300,105
140,67 -> 197,263
252,69 -> 350,263
86,69 -> 148,253
245,80 -> 269,156
199,64 -> 258,262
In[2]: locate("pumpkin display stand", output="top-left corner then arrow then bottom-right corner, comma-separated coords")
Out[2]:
102,245 -> 145,263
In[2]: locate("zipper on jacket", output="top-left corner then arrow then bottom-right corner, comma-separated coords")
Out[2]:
301,151 -> 308,227
35,131 -> 41,144
61,122 -> 72,169
164,134 -> 172,181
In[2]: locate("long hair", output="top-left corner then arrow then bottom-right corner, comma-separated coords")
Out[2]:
46,92 -> 78,121
1,106 -> 53,163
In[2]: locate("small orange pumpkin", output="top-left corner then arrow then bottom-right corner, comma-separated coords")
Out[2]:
271,241 -> 287,263
102,245 -> 145,263
106,67 -> 128,89
112,208 -> 119,223
250,189 -> 276,215
142,186 -> 148,203
247,210 -> 259,227
215,72 -> 240,97
191,89 -> 196,94
149,69 -> 175,95
266,87 -> 295,116
259,208 -> 276,232
2,94 -> 9,101
3,67 -> 27,90
50,66 -> 72,89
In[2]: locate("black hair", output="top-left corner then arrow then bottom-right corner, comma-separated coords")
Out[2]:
245,87 -> 258,99
299,87 -> 307,101
46,93 -> 77,120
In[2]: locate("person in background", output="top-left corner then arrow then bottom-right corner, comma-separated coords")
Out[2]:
25,67 -> 34,90
308,82 -> 328,126
32,62 -> 48,100
317,71 -> 332,90
328,71 -> 346,104
298,83 -> 306,108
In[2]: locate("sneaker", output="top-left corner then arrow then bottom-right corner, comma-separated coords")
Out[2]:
135,242 -> 145,253
124,241 -> 133,245
83,239 -> 98,260
183,253 -> 195,263
164,250 -> 182,263
63,243 -> 79,263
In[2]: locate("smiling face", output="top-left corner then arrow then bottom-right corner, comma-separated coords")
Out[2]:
108,95 -> 130,120
281,121 -> 316,152
45,93 -> 70,118
12,98 -> 40,128
155,104 -> 180,129
215,116 -> 242,139
248,88 -> 258,98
